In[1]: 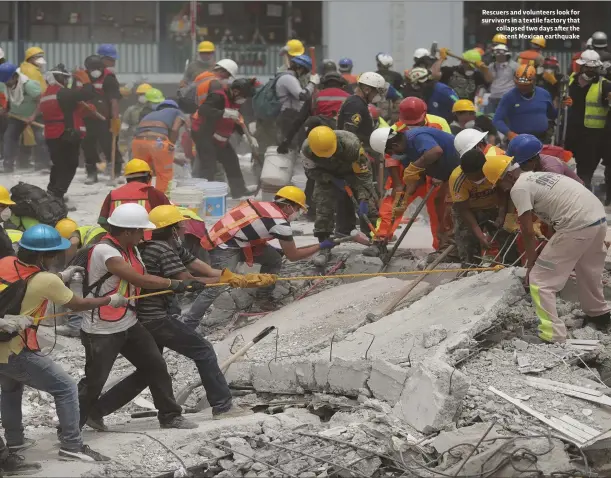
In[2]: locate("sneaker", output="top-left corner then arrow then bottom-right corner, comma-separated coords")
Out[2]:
59,445 -> 110,462
583,312 -> 611,332
312,249 -> 331,267
86,416 -> 108,432
84,174 -> 98,185
7,438 -> 36,453
0,453 -> 42,475
159,416 -> 198,429
55,325 -> 81,338
212,405 -> 253,420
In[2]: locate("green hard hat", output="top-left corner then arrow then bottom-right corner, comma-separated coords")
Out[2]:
462,49 -> 482,64
145,88 -> 165,104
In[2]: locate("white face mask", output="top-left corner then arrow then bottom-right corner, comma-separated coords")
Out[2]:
536,66 -> 544,75
464,120 -> 475,129
90,70 -> 102,79
34,57 -> 46,67
473,178 -> 486,185
582,72 -> 595,81
0,207 -> 11,222
106,66 -> 116,73
288,206 -> 302,221
464,70 -> 474,77
371,94 -> 382,103
234,97 -> 246,105
138,95 -> 147,104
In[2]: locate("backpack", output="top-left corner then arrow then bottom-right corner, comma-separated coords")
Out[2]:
252,72 -> 289,120
10,182 -> 67,226
177,83 -> 198,114
0,259 -> 40,342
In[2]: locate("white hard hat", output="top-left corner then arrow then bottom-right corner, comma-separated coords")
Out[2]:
493,44 -> 509,52
586,37 -> 593,48
358,71 -> 386,89
215,59 -> 238,77
107,203 -> 156,229
370,127 -> 393,154
376,53 -> 394,67
454,129 -> 489,158
408,67 -> 431,84
414,48 -> 430,59
577,49 -> 602,67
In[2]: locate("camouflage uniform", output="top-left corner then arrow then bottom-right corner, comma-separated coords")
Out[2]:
121,103 -> 145,154
451,206 -> 502,265
301,130 -> 378,238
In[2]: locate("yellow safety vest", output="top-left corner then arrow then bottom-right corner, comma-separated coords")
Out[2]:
6,229 -> 22,244
569,73 -> 609,129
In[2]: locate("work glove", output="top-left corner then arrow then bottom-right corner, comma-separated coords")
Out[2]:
507,131 -> 518,141
72,69 -> 90,85
319,239 -> 337,250
109,118 -> 122,136
330,177 -> 347,190
119,86 -> 132,98
58,266 -> 85,284
221,269 -> 278,288
0,315 -> 34,333
542,71 -> 557,85
249,136 -> 259,150
358,200 -> 369,216
169,279 -> 206,293
248,122 -> 257,135
277,142 -> 290,154
402,163 -> 425,184
562,96 -> 573,107
222,108 -> 241,121
439,48 -> 449,61
309,73 -> 321,86
108,294 -> 129,308
503,213 -> 519,233
475,60 -> 486,69
391,192 -> 407,219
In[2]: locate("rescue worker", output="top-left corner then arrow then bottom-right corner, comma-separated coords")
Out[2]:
19,46 -> 46,91
321,59 -> 338,75
98,158 -> 170,234
369,104 -> 389,129
279,39 -> 306,71
493,65 -> 562,144
132,99 -> 187,194
40,65 -> 94,202
483,155 -> 610,343
412,48 -> 434,70
395,96 -> 451,133
338,58 -> 358,85
79,203 -> 201,431
92,204 -> 268,420
486,44 -> 518,114
448,149 -> 509,264
403,68 -> 458,123
492,33 -> 508,47
432,49 -> 491,101
182,41 -> 216,85
537,57 -> 564,104
194,78 -> 256,198
138,88 -> 165,121
0,186 -> 15,258
454,128 -> 505,159
0,62 -> 42,173
121,83 -> 152,150
375,53 -> 403,91
313,72 -> 349,119
301,127 -> 379,262
0,224 -> 115,461
564,50 -> 611,193
518,36 -> 546,70
591,31 -> 611,79
450,100 -> 496,138
79,54 -> 122,185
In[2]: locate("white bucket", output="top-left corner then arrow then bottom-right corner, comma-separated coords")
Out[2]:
260,146 -> 293,187
170,187 -> 205,215
199,181 -> 229,219
176,178 -> 209,189
261,183 -> 279,202
291,174 -> 308,191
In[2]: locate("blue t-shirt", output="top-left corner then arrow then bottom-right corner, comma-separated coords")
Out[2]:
492,86 -> 557,135
401,127 -> 460,181
135,107 -> 185,136
427,82 -> 459,123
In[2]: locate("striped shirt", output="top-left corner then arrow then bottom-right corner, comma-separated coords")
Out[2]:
222,217 -> 293,249
137,240 -> 196,321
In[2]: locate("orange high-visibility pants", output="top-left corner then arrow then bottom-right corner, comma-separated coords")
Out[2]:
131,137 -> 175,193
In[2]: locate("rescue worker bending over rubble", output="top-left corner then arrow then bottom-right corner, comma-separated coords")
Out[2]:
483,156 -> 610,343
121,83 -> 152,153
454,129 -> 505,158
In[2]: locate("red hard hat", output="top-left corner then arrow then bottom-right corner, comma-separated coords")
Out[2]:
368,104 -> 380,121
399,97 -> 427,125
543,56 -> 559,66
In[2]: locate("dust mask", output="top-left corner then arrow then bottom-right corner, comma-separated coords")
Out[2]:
371,94 -> 382,103
138,95 -> 147,104
34,57 -> 46,67
464,70 -> 474,77
582,73 -> 595,82
90,70 -> 102,79
106,67 -> 116,74
288,207 -> 302,221
464,120 -> 475,128
234,97 -> 246,105
0,208 -> 11,222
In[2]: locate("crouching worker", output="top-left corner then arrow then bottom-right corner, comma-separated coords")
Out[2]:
188,186 -> 330,325
0,224 -> 114,462
79,203 -> 200,431
483,155 -> 610,343
93,205 -> 254,420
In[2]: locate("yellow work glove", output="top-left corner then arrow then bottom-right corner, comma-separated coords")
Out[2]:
242,273 -> 278,288
22,126 -> 36,146
475,60 -> 487,70
542,71 -> 557,85
109,118 -> 122,136
503,213 -> 519,233
533,221 -> 546,240
391,191 -> 407,218
119,86 -> 132,98
403,163 -> 425,183
439,48 -> 449,61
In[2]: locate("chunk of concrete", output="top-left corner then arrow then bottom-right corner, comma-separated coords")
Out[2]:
220,437 -> 254,470
367,359 -> 409,404
393,359 -> 469,433
225,361 -> 254,387
251,362 -> 299,393
327,358 -> 372,397
422,325 -> 448,349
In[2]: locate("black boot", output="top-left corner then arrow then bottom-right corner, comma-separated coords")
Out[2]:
84,172 -> 98,185
583,311 -> 611,332
0,453 -> 42,475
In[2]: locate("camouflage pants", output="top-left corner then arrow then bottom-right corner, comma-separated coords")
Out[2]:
451,206 -> 500,265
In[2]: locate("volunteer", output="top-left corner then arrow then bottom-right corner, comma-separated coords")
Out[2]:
432,49 -> 491,101
412,48 -> 434,70
0,224 -> 117,461
279,39 -> 306,71
454,128 -> 505,158
79,54 -> 122,185
40,65 -> 94,202
0,62 -> 42,173
182,41 -> 216,85
193,78 -> 256,198
537,57 -> 565,103
448,149 -> 509,264
79,203 -> 200,431
518,36 -> 546,69
194,186 -> 330,318
375,53 -> 403,91
138,88 -> 165,121
19,46 -> 46,90
590,31 -> 611,79
121,83 -> 152,151
321,59 -> 338,75
131,99 -> 187,194
483,156 -> 610,343
449,99 -> 496,138
394,96 -> 451,133
403,68 -> 458,123
301,127 -> 380,263
486,44 -> 518,114
493,65 -> 562,143
338,57 -> 358,85
0,186 -> 15,258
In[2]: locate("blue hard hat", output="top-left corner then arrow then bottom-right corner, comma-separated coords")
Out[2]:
155,99 -> 179,110
97,44 -> 118,59
19,224 -> 71,252
338,58 -> 353,72
506,134 -> 543,165
290,54 -> 312,71
0,62 -> 18,83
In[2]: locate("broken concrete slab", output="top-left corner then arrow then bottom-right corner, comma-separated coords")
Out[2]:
327,359 -> 372,397
366,359 -> 409,404
423,325 -> 448,348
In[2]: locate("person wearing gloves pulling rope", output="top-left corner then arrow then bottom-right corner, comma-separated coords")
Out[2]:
0,224 -> 117,463
79,203 -> 200,431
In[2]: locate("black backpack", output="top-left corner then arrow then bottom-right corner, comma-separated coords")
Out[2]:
0,258 -> 40,342
10,182 -> 67,226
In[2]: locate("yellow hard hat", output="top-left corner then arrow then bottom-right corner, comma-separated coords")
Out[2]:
136,83 -> 152,95
452,99 -> 476,113
482,155 -> 514,185
308,126 -> 337,158
531,36 -> 546,48
492,33 -> 507,45
24,46 -> 44,61
275,186 -> 307,210
176,206 -> 203,221
0,186 -> 15,206
149,205 -> 188,229
124,158 -> 152,177
198,41 -> 216,53
286,39 -> 305,57
55,218 -> 78,239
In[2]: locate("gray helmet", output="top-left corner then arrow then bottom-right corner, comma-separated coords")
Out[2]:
592,31 -> 608,48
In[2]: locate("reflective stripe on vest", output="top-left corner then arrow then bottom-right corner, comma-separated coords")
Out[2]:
568,74 -> 609,129
109,182 -> 152,214
39,84 -> 87,140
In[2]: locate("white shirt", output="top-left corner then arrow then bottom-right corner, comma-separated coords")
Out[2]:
510,172 -> 605,233
82,243 -> 139,335
488,60 -> 518,99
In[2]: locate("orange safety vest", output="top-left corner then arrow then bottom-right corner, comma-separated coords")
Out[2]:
518,50 -> 542,67
85,235 -> 145,322
195,71 -> 219,106
39,84 -> 87,140
0,256 -> 45,351
201,200 -> 288,266
342,73 -> 358,84
108,182 -> 155,240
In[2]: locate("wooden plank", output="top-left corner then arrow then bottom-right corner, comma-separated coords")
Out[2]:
559,415 -> 601,438
566,339 -> 601,345
548,417 -> 595,442
488,386 -> 586,444
525,376 -> 603,396
525,380 -> 611,407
